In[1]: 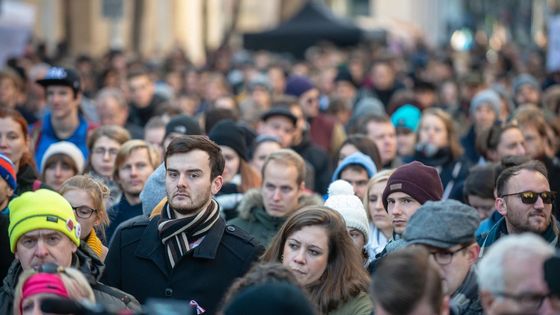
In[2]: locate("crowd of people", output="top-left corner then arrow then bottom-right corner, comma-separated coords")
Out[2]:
0,36 -> 560,315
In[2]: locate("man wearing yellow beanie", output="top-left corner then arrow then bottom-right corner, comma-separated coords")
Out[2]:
0,189 -> 140,314
8,189 -> 81,258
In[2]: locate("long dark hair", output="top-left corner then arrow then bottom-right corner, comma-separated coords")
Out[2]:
262,206 -> 370,313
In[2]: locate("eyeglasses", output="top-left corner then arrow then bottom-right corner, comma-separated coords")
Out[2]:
428,243 -> 471,265
494,291 -> 560,310
71,206 -> 96,219
92,147 -> 119,156
500,191 -> 557,205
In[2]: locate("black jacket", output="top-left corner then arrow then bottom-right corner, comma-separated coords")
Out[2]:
127,94 -> 167,128
0,215 -> 13,282
15,164 -> 46,195
409,147 -> 470,201
101,215 -> 264,315
292,134 -> 331,195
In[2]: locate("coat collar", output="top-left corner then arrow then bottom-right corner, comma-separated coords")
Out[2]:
135,215 -> 226,275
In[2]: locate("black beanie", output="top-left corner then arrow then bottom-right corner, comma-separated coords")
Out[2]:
165,114 -> 202,139
223,282 -> 315,315
208,120 -> 248,160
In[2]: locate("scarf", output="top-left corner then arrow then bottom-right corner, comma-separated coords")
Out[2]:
86,229 -> 104,258
158,199 -> 220,268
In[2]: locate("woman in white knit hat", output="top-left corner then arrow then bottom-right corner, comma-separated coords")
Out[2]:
324,179 -> 371,266
40,141 -> 85,192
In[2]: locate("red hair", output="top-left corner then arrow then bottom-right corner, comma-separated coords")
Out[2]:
0,108 -> 36,171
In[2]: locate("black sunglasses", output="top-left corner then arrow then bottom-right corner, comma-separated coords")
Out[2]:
500,191 -> 557,205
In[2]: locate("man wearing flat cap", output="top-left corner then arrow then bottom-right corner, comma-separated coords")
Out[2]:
0,189 -> 140,314
257,107 -> 297,148
404,199 -> 482,315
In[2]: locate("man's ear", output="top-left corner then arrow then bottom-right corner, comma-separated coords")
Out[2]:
211,175 -> 223,195
466,243 -> 480,264
495,197 -> 507,216
297,181 -> 305,196
7,187 -> 14,198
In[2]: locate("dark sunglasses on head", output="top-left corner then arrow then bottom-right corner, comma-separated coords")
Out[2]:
500,191 -> 557,205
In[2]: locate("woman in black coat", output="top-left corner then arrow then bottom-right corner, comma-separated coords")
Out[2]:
409,108 -> 470,201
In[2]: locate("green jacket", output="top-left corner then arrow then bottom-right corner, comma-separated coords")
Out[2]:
328,291 -> 373,315
228,189 -> 323,247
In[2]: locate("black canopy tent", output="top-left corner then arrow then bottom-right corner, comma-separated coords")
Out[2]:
243,1 -> 364,59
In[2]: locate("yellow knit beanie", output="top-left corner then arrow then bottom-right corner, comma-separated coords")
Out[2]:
8,189 -> 80,252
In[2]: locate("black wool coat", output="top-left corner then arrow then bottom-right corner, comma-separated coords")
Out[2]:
101,215 -> 264,315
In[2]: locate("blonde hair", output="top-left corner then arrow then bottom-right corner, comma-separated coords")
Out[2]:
114,140 -> 161,178
363,169 -> 395,221
60,175 -> 110,230
262,149 -> 306,186
13,266 -> 95,315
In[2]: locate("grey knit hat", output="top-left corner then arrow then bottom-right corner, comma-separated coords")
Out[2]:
403,200 -> 480,249
470,89 -> 501,116
512,73 -> 540,96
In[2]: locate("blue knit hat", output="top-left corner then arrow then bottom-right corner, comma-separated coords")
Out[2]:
284,76 -> 314,97
391,104 -> 422,132
331,152 -> 377,182
0,154 -> 17,192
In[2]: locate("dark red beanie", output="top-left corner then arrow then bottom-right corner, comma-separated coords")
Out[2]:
382,161 -> 443,209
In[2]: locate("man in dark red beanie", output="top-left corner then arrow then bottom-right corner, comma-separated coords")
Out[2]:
382,161 -> 443,237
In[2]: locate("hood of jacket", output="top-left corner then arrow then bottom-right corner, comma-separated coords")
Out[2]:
236,188 -> 323,221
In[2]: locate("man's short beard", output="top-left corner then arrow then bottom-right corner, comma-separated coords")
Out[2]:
169,192 -> 212,216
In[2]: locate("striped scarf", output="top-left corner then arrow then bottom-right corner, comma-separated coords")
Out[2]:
158,199 -> 220,268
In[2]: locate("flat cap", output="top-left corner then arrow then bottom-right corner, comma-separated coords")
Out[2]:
261,107 -> 297,126
403,199 -> 480,249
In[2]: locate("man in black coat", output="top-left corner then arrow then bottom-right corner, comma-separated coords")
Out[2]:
102,135 -> 264,315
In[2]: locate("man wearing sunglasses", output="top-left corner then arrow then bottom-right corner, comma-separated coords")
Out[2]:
404,199 -> 483,315
479,160 -> 559,256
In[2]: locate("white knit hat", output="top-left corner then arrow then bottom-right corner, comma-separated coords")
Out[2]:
324,180 -> 370,243
40,141 -> 85,173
